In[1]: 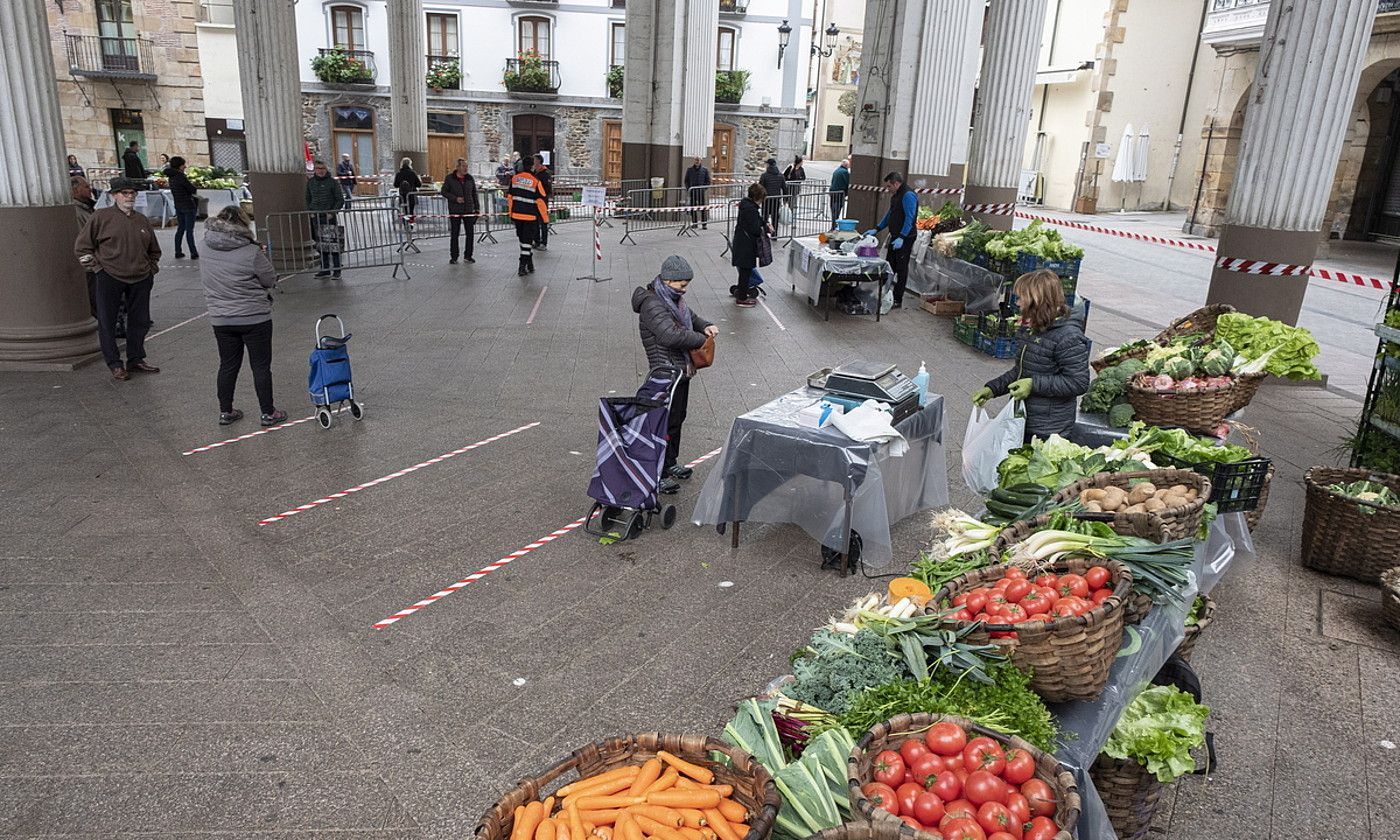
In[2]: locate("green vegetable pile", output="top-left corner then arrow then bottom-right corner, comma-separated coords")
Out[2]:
1328,479 -> 1400,513
981,220 -> 1085,262
1215,312 -> 1321,380
1113,422 -> 1256,466
1185,595 -> 1208,627
1081,358 -> 1147,424
185,165 -> 243,190
1096,339 -> 1153,367
996,434 -> 1155,490
952,220 -> 995,262
1102,684 -> 1210,783
788,629 -> 906,716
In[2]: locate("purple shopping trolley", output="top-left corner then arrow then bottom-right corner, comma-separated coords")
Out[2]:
583,366 -> 682,541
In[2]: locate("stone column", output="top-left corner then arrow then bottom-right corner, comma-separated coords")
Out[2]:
623,0 -> 718,189
681,0 -> 718,162
0,0 -> 99,369
388,0 -> 429,173
233,0 -> 309,233
965,0 -> 1048,230
1206,0 -> 1380,324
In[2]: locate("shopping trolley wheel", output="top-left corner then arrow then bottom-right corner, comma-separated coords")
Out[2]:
316,407 -> 333,429
348,400 -> 364,420
627,514 -> 645,540
660,505 -> 677,529
820,530 -> 862,571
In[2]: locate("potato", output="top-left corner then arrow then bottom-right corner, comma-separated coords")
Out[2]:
1161,494 -> 1187,509
1083,501 -> 1103,512
1185,488 -> 1199,501
1125,503 -> 1147,513
1083,488 -> 1108,503
1127,483 -> 1156,505
1168,484 -> 1189,497
1143,497 -> 1167,512
1100,486 -> 1127,511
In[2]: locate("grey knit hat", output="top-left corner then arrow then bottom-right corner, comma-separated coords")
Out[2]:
659,255 -> 694,281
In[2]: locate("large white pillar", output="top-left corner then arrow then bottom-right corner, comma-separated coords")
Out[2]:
909,0 -> 981,184
623,0 -> 718,189
681,0 -> 718,161
0,0 -> 99,368
388,0 -> 428,173
965,0 -> 1047,230
234,0 -> 308,230
1206,0 -> 1380,324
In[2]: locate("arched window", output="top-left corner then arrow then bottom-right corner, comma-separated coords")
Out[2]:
518,16 -> 551,61
717,27 -> 736,71
329,5 -> 365,51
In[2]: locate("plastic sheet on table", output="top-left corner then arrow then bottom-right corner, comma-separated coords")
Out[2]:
911,250 -> 1005,314
691,388 -> 949,569
787,237 -> 894,306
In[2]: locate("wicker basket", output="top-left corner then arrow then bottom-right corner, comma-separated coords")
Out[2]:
932,557 -> 1132,702
1175,594 -> 1216,662
1052,469 -> 1212,541
474,733 -> 782,840
1300,468 -> 1400,584
1224,371 -> 1267,414
849,713 -> 1079,840
1245,465 -> 1274,532
803,822 -> 915,840
1090,754 -> 1163,840
1126,377 -> 1241,435
1382,568 -> 1400,632
1092,342 -> 1153,374
996,512 -> 1164,625
1153,304 -> 1236,344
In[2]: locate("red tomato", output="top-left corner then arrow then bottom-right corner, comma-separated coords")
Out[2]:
926,722 -> 969,756
965,591 -> 989,614
1001,749 -> 1036,786
992,578 -> 1012,592
952,592 -> 971,607
913,791 -> 947,827
930,770 -> 962,802
1033,573 -> 1058,588
940,800 -> 977,825
1022,816 -> 1058,840
1020,780 -> 1056,819
912,753 -> 946,786
1004,792 -> 1031,826
963,770 -> 1005,806
1018,589 -> 1049,614
1000,603 -> 1028,623
1004,567 -> 1027,580
873,750 -> 906,787
941,818 -> 987,840
898,816 -> 924,831
900,738 -> 931,767
1056,574 -> 1089,599
862,782 -> 899,815
988,834 -> 1018,840
949,608 -> 975,622
963,738 -> 1006,775
986,601 -> 1013,619
1004,579 -> 1031,603
972,612 -> 993,624
976,802 -> 1017,837
896,782 -> 924,817
1033,586 -> 1058,603
1084,566 -> 1110,590
1090,588 -> 1113,605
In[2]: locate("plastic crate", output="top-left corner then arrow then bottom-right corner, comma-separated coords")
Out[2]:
1159,452 -> 1273,513
953,316 -> 978,346
978,333 -> 1019,359
1015,253 -> 1082,279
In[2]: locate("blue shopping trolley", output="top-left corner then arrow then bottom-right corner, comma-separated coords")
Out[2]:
308,314 -> 364,429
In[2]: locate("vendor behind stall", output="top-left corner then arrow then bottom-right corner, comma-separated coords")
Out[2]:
973,269 -> 1090,442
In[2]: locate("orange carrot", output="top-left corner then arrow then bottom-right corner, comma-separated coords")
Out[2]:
705,786 -> 733,798
632,816 -> 687,840
558,825 -> 572,840
646,791 -> 722,810
575,795 -> 646,811
628,759 -> 664,796
578,810 -> 622,827
568,805 -> 588,840
535,818 -> 558,840
699,830 -> 717,840
645,768 -> 680,794
543,797 -> 557,817
702,811 -> 740,840
679,829 -> 704,840
516,801 -> 546,840
509,805 -> 529,840
677,809 -> 706,830
592,829 -> 613,840
559,767 -> 641,797
656,751 -> 715,785
715,800 -> 747,824
628,805 -> 683,828
565,772 -> 641,803
619,814 -> 644,840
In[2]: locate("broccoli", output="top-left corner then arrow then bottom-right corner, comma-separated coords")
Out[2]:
1118,358 -> 1147,377
1108,403 -> 1136,428
788,629 -> 906,715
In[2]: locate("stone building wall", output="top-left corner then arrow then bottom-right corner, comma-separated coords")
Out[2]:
737,116 -> 779,173
48,0 -> 208,171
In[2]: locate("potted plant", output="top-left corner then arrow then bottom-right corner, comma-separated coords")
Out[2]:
503,49 -> 555,93
311,49 -> 373,84
606,64 -> 624,99
426,57 -> 461,92
715,69 -> 750,104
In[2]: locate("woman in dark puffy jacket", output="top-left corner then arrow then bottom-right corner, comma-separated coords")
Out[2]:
729,184 -> 770,306
973,269 -> 1090,442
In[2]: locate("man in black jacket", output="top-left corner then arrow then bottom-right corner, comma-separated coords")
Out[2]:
439,158 -> 480,264
167,156 -> 199,260
532,154 -> 553,250
684,157 -> 711,230
758,158 -> 786,236
122,141 -> 146,180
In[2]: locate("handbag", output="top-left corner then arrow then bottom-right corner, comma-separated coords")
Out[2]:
757,231 -> 773,267
689,335 -> 715,370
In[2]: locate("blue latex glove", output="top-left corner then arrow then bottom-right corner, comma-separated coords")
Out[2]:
1008,378 -> 1033,400
863,229 -> 878,238
891,237 -> 904,250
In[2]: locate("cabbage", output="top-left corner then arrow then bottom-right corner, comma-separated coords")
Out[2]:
1162,357 -> 1195,380
1199,350 -> 1230,377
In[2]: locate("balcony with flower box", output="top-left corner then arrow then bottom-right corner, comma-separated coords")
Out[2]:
427,54 -> 461,91
504,52 -> 560,97
312,48 -> 377,86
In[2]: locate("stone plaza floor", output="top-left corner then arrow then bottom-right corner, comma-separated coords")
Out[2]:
1,211 -> 1396,838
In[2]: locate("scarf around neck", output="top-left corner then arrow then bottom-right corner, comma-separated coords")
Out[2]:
652,275 -> 693,332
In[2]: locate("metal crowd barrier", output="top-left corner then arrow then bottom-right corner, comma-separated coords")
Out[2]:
616,184 -> 747,244
260,206 -> 409,279
719,189 -> 845,256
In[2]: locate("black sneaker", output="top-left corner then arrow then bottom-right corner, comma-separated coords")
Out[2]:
449,258 -> 458,264
667,465 -> 694,480
658,477 -> 681,495
466,257 -> 475,263
219,409 -> 243,426
518,262 -> 529,277
315,271 -> 331,278
174,253 -> 185,259
527,260 -> 536,274
260,409 -> 288,427
190,254 -> 199,260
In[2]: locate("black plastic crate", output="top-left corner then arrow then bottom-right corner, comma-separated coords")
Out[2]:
1159,452 -> 1272,513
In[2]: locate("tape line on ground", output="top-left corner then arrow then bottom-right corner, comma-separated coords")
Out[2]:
182,404 -> 359,456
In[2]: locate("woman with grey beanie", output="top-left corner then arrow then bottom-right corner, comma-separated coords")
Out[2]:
630,255 -> 718,495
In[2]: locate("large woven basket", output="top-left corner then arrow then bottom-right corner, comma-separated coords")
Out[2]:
932,557 -> 1132,702
1245,464 -> 1274,532
1382,568 -> 1400,632
849,713 -> 1079,840
1224,371 -> 1267,414
803,822 -> 915,840
474,733 -> 782,840
1127,377 -> 1240,435
1053,469 -> 1211,541
996,512 -> 1164,625
1092,342 -> 1153,374
1090,754 -> 1163,840
1300,467 -> 1400,584
1175,594 -> 1216,662
1153,304 -> 1235,343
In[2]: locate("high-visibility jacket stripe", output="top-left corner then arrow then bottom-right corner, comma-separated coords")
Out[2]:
509,172 -> 549,222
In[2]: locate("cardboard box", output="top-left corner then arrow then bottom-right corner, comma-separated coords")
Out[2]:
920,298 -> 965,316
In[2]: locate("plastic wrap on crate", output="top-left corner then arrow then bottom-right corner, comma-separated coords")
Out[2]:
788,236 -> 895,306
691,387 -> 949,569
912,251 -> 1005,314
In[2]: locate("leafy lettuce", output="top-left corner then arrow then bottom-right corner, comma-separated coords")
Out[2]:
1215,313 -> 1321,380
996,435 -> 1153,490
1102,685 -> 1209,783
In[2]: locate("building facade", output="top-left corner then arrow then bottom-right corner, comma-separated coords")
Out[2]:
805,0 -> 864,162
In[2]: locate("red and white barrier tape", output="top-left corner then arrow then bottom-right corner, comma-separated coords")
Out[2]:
851,184 -> 964,195
1309,266 -> 1388,290
257,421 -> 540,525
182,405 -> 358,456
1214,257 -> 1310,277
372,445 -> 724,629
963,203 -> 1016,216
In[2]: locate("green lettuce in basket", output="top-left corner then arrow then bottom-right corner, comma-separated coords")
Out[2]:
1102,684 -> 1209,783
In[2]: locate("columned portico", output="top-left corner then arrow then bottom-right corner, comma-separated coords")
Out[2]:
388,0 -> 429,174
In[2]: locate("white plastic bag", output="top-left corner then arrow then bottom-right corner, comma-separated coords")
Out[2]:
780,203 -> 793,225
961,400 -> 1025,495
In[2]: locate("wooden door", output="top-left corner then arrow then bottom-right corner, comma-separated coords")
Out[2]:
429,135 -> 466,182
603,120 -> 622,185
513,114 -> 555,163
712,124 -> 734,174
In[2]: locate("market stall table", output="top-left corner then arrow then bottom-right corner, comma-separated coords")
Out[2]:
691,386 -> 949,572
787,236 -> 895,321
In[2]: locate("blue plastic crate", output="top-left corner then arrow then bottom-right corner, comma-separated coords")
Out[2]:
978,333 -> 1019,359
1014,253 -> 1082,279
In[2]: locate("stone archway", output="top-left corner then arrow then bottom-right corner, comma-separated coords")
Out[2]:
1183,87 -> 1249,238
1330,59 -> 1400,241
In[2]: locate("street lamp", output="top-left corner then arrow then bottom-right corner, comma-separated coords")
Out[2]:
777,20 -> 792,69
811,23 -> 840,58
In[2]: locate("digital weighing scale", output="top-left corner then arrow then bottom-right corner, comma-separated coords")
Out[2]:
808,360 -> 922,424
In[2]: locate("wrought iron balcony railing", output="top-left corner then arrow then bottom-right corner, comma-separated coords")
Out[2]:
504,57 -> 560,94
313,48 -> 377,84
64,33 -> 157,80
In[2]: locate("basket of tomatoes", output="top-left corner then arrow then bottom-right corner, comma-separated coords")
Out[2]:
932,561 -> 1132,702
848,713 -> 1079,840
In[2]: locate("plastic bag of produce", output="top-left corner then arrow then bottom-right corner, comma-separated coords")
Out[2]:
961,400 -> 1025,495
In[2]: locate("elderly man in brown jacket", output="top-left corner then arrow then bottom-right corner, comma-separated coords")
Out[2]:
75,177 -> 162,380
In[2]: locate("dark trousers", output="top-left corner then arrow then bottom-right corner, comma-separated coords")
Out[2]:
887,239 -> 914,305
664,376 -> 691,472
688,189 -> 709,225
174,208 -> 199,257
830,194 -> 846,226
515,219 -> 538,258
213,320 -> 275,414
763,197 -> 782,234
448,216 -> 475,260
734,266 -> 756,300
537,212 -> 550,247
94,272 -> 152,370
313,213 -> 342,274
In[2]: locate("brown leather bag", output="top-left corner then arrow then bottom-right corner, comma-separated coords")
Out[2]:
689,335 -> 715,370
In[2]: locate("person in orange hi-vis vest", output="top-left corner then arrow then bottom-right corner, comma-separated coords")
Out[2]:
508,160 -> 549,276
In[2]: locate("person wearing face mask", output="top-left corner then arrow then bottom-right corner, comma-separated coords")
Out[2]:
631,256 -> 718,495
75,177 -> 162,381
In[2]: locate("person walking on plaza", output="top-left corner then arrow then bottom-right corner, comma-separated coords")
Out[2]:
67,154 -> 86,179
509,159 -> 548,276
336,153 -> 357,200
440,157 -> 479,265
122,141 -> 146,180
167,156 -> 199,260
829,158 -> 850,227
758,158 -> 786,236
199,206 -> 287,428
864,171 -> 918,309
631,255 -> 718,495
730,184 -> 771,307
684,156 -> 712,230
72,176 -> 99,317
394,157 -> 422,222
532,154 -> 553,251
306,159 -> 344,279
973,269 -> 1090,442
782,155 -> 807,213
75,177 -> 161,381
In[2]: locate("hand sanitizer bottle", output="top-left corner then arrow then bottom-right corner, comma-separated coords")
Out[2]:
912,361 -> 930,406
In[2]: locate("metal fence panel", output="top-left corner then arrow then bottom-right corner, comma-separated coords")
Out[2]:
260,207 -> 408,279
